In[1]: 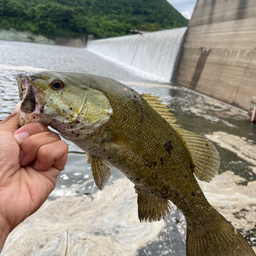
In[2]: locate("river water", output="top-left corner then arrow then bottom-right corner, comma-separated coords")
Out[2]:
0,40 -> 255,255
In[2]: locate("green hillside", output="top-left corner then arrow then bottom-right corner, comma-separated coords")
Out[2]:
0,0 -> 188,39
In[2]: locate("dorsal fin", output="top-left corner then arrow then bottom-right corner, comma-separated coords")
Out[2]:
141,94 -> 178,126
175,128 -> 220,182
141,94 -> 219,182
87,153 -> 111,190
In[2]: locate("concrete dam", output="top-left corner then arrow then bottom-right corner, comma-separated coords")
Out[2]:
87,28 -> 187,83
87,0 -> 256,112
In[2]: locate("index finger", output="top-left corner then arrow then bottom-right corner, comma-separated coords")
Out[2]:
14,122 -> 50,146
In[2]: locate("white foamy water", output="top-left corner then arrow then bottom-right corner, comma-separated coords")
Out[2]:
87,28 -> 187,83
1,179 -> 166,256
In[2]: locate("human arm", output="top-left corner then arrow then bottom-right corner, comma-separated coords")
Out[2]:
0,105 -> 68,251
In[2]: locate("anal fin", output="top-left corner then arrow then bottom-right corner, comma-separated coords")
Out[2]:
135,186 -> 172,222
87,154 -> 111,190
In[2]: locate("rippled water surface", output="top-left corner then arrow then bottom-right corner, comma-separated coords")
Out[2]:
0,40 -> 255,254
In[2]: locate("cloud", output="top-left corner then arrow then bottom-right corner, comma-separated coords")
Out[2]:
167,0 -> 197,19
181,11 -> 192,19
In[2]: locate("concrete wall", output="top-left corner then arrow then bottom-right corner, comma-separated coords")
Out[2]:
175,0 -> 256,111
55,36 -> 87,47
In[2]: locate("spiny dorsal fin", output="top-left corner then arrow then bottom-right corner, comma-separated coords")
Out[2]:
175,128 -> 220,182
135,186 -> 172,222
87,153 -> 111,190
141,94 -> 178,126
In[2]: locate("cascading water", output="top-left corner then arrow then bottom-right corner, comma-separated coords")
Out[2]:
87,27 -> 187,83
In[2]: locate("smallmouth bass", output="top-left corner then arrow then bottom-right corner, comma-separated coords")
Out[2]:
16,71 -> 255,256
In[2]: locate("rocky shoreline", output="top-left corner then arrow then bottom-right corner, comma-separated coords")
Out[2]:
0,28 -> 54,45
0,28 -> 86,47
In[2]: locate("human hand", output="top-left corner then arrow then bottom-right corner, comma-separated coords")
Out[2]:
0,103 -> 68,250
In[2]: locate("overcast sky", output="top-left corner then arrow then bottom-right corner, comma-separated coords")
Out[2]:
167,0 -> 197,19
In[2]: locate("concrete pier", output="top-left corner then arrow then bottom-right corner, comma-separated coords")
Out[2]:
175,0 -> 256,111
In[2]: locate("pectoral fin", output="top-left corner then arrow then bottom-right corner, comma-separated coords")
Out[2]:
88,154 -> 111,190
86,152 -> 91,164
135,186 -> 172,222
103,128 -> 143,148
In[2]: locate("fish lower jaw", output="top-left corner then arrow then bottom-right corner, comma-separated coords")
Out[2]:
19,111 -> 42,126
19,105 -> 51,126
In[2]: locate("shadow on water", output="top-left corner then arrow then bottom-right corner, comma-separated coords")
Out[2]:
138,211 -> 186,256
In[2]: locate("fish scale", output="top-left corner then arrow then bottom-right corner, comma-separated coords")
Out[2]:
17,71 -> 255,256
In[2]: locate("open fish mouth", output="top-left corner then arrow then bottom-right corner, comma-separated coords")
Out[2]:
16,71 -> 113,139
16,73 -> 45,126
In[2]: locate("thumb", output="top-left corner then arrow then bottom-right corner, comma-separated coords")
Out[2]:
13,102 -> 22,114
0,103 -> 21,132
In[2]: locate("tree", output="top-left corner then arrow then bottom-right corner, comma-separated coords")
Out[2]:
0,0 -> 188,39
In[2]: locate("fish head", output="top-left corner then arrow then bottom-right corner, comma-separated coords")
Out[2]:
16,71 -> 113,139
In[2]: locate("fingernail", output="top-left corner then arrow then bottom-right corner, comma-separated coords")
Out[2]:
19,150 -> 24,163
14,131 -> 29,145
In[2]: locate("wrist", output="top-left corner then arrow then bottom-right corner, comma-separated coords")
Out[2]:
0,215 -> 11,252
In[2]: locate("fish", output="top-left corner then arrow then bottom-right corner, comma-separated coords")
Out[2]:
16,71 -> 255,256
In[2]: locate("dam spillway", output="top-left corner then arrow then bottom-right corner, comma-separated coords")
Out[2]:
87,28 -> 187,83
87,0 -> 256,112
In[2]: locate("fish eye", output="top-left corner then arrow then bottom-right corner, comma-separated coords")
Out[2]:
51,80 -> 65,90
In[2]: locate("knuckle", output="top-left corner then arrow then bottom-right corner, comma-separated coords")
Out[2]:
22,137 -> 37,151
46,131 -> 61,141
39,144 -> 51,157
60,140 -> 68,151
52,132 -> 61,140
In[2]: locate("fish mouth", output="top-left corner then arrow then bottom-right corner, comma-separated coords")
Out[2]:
16,73 -> 45,126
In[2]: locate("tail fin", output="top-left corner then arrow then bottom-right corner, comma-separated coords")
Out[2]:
186,209 -> 255,256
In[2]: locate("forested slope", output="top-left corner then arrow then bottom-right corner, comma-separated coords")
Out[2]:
0,0 -> 188,39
